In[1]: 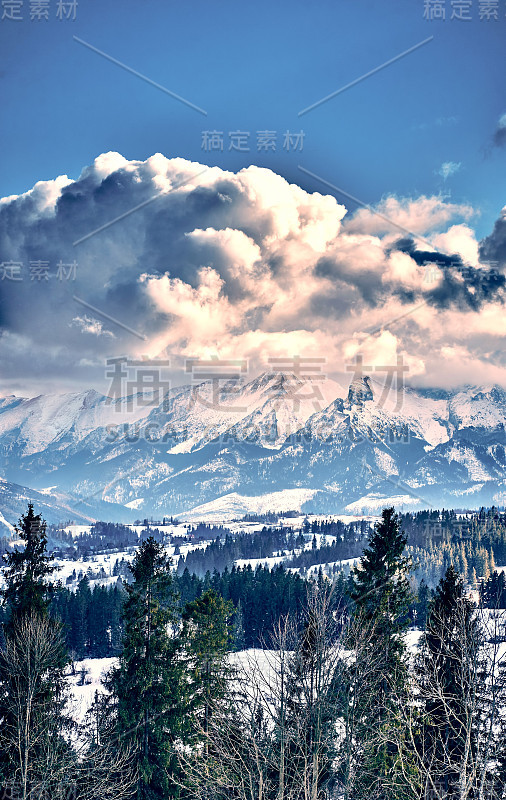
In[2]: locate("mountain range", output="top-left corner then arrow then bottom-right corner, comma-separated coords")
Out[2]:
0,372 -> 505,531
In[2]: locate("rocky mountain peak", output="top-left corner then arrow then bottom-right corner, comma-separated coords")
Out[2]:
347,375 -> 374,405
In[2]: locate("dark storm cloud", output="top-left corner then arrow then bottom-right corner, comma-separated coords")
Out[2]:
393,237 -> 506,310
1,152 -> 505,393
479,208 -> 506,270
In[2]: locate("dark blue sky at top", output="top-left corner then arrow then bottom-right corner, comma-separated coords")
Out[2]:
0,0 -> 504,237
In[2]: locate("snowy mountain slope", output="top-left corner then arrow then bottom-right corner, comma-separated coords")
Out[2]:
130,371 -> 340,452
0,389 -> 153,457
0,478 -> 95,537
0,372 -> 504,520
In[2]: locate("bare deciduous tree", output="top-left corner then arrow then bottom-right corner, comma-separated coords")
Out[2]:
384,602 -> 506,800
0,613 -> 136,800
177,584 -> 360,800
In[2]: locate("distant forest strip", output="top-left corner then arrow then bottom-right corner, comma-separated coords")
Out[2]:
1,507 -> 506,660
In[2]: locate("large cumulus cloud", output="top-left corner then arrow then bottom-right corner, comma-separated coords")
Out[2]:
0,152 -> 505,395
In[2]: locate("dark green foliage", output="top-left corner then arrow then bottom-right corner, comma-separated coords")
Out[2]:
0,505 -> 72,793
182,589 -> 234,742
349,507 -> 413,799
414,579 -> 431,629
480,569 -> 506,608
1,504 -> 55,634
107,537 -> 186,800
52,579 -> 125,658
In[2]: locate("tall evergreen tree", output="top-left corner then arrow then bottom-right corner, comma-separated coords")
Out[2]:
0,505 -> 72,797
182,589 -> 234,748
107,537 -> 186,800
283,587 -> 341,800
416,579 -> 431,630
1,504 -> 55,633
348,507 -> 413,799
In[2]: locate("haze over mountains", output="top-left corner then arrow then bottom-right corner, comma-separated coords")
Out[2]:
0,371 -> 505,532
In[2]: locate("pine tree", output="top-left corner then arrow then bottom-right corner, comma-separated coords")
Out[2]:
0,505 -> 72,796
416,579 -> 430,630
231,599 -> 246,652
1,504 -> 55,634
348,507 -> 413,799
108,537 -> 186,800
182,589 -> 234,748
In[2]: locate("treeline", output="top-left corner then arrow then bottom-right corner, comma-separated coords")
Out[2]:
399,507 -> 505,588
0,505 -> 240,800
188,522 -> 230,540
48,562 -> 309,659
177,519 -> 371,577
297,508 -> 506,589
286,535 -> 365,570
177,527 -> 299,576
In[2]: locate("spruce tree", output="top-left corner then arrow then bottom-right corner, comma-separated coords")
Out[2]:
182,589 -> 234,747
348,507 -> 413,799
108,537 -> 186,800
232,599 -> 246,651
416,579 -> 431,630
0,505 -> 72,796
1,504 -> 55,633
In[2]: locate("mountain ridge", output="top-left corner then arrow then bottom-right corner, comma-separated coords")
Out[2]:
0,372 -> 504,527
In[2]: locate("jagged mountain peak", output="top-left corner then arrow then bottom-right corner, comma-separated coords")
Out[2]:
1,374 -> 505,522
347,375 -> 374,405
245,371 -> 306,393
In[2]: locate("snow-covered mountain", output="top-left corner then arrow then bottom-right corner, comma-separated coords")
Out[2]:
0,373 -> 504,527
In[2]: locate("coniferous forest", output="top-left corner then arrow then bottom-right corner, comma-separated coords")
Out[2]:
3,504 -> 506,799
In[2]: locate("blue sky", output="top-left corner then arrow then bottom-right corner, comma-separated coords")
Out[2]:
0,0 -> 504,237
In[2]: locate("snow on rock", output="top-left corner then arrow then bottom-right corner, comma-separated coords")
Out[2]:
179,488 -> 319,522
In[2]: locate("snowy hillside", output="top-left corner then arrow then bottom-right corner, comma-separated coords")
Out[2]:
0,372 -> 504,524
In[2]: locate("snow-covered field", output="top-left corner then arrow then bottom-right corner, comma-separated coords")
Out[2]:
68,657 -> 115,721
178,489 -> 320,523
68,634 -> 425,722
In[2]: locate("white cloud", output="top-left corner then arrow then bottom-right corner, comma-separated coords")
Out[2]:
343,194 -> 473,236
437,161 -> 462,181
0,153 -> 504,394
71,316 -> 115,338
